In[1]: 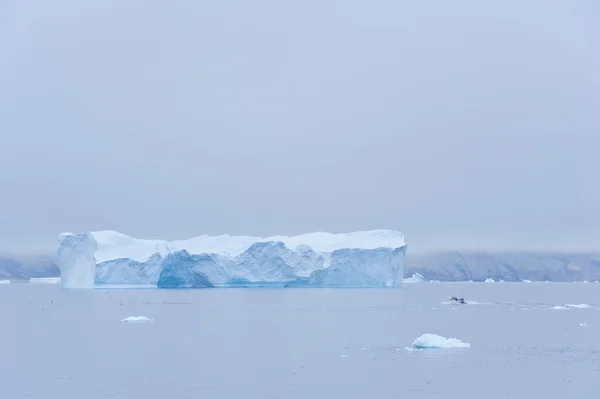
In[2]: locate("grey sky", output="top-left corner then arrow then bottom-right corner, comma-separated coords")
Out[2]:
1,0 -> 599,254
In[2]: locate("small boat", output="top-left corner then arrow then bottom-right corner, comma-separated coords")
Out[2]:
449,296 -> 466,304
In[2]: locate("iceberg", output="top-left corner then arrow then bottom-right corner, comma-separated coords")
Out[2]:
57,229 -> 406,288
0,279 -> 10,284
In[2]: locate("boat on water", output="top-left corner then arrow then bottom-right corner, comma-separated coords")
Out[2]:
449,296 -> 466,304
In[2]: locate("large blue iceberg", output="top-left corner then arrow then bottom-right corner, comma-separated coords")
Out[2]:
57,230 -> 407,288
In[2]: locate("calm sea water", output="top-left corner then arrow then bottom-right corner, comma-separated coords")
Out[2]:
2,282 -> 598,398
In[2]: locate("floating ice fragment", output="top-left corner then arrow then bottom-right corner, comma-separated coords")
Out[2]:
552,304 -> 590,310
121,316 -> 154,323
565,304 -> 590,309
30,277 -> 61,284
411,333 -> 470,349
403,273 -> 426,283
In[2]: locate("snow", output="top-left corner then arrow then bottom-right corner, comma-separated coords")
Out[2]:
30,277 -> 61,284
121,316 -> 154,323
411,333 -> 470,349
403,273 -> 427,283
58,229 -> 407,288
86,229 -> 406,263
0,280 -> 10,284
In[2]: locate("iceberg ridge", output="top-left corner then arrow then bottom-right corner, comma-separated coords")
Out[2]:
57,230 -> 406,288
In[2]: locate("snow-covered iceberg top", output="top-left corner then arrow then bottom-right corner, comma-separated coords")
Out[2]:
57,229 -> 407,289
60,229 -> 406,263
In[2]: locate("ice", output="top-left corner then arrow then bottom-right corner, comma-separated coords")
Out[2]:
121,316 -> 154,323
484,278 -> 495,283
157,252 -> 220,288
411,333 -> 470,349
403,273 -> 426,283
308,246 -> 405,287
552,304 -> 590,310
0,279 -> 10,284
89,229 -> 406,263
96,253 -> 164,284
57,233 -> 97,288
30,277 -> 61,284
58,229 -> 406,288
580,322 -> 588,327
565,304 -> 591,309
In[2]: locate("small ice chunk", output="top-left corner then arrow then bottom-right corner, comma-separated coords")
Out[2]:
484,278 -> 495,283
403,273 -> 427,283
30,277 -> 61,284
565,304 -> 590,309
121,316 -> 154,323
552,304 -> 590,310
411,333 -> 470,349
580,322 -> 588,327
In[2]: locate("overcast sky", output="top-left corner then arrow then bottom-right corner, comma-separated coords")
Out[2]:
1,0 -> 599,254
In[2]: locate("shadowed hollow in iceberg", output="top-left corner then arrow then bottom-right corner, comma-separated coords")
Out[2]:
57,230 -> 406,288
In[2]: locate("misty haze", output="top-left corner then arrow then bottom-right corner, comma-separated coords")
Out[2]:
1,1 -> 599,398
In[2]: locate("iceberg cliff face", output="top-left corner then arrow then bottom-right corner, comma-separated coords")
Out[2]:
57,233 -> 97,288
57,230 -> 406,288
308,246 -> 406,287
157,252 -> 218,288
96,253 -> 163,284
156,251 -> 231,288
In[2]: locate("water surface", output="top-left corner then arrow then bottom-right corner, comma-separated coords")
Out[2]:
2,282 -> 598,398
